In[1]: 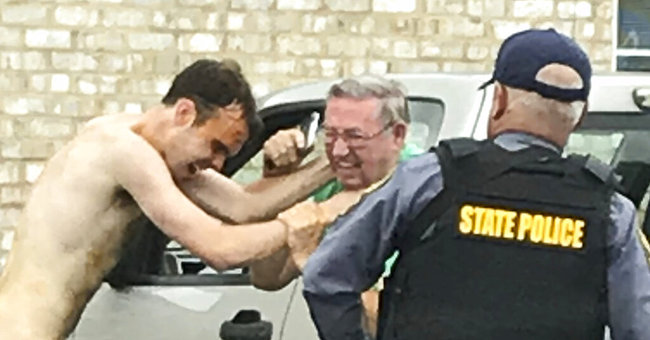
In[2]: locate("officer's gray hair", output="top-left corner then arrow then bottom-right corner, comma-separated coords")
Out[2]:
327,74 -> 410,125
534,64 -> 586,126
519,94 -> 584,127
505,64 -> 586,128
518,64 -> 586,127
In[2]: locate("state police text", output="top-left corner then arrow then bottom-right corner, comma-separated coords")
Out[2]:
459,204 -> 585,249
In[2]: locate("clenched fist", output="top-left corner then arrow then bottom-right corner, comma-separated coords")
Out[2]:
277,201 -> 328,270
277,190 -> 365,270
263,128 -> 307,176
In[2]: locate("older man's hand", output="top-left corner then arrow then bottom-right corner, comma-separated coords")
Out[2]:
263,128 -> 306,176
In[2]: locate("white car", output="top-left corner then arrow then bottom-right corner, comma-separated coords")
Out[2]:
69,73 -> 650,340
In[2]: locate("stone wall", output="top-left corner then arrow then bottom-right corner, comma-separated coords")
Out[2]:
0,0 -> 614,266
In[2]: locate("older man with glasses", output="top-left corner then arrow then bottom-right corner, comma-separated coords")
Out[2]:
250,74 -> 422,338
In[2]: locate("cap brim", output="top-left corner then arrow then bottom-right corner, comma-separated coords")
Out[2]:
478,78 -> 495,90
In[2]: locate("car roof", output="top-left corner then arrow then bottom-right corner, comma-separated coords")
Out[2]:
258,72 -> 650,114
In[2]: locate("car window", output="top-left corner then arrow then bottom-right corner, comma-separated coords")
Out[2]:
405,98 -> 445,149
565,131 -> 625,164
567,113 -> 650,232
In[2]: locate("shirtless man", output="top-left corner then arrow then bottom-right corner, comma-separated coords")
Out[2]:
0,59 -> 363,340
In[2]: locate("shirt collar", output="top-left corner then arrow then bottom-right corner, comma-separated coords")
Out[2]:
493,131 -> 563,154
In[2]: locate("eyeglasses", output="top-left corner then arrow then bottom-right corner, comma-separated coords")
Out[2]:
323,121 -> 394,148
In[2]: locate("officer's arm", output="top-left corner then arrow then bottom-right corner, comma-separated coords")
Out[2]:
606,193 -> 650,339
179,156 -> 333,223
303,153 -> 443,340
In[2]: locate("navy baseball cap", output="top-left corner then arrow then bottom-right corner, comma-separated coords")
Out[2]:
479,28 -> 592,102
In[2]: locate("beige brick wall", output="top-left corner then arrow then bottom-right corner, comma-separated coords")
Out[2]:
0,0 -> 615,265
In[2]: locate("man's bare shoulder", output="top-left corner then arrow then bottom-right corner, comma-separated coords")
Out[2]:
79,114 -> 168,175
76,114 -> 141,142
51,113 -> 166,189
86,114 -> 171,186
74,114 -> 153,154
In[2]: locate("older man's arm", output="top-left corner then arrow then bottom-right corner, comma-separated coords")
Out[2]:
250,246 -> 301,291
179,156 -> 333,224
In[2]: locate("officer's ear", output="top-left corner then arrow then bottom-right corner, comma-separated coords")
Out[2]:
491,83 -> 508,121
572,101 -> 588,131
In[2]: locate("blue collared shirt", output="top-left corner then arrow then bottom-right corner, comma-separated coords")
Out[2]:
303,132 -> 650,340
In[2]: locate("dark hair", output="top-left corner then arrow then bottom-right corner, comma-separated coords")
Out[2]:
161,59 -> 263,138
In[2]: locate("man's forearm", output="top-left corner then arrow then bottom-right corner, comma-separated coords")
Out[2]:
180,156 -> 333,223
250,246 -> 301,291
167,217 -> 288,271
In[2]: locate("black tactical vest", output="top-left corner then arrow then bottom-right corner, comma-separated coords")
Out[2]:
378,138 -> 615,340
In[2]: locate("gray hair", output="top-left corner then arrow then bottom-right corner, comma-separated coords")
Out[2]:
327,74 -> 410,124
534,64 -> 586,126
503,64 -> 586,128
512,90 -> 584,127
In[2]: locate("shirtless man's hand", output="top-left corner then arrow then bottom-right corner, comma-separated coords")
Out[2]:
278,201 -> 328,270
278,190 -> 364,270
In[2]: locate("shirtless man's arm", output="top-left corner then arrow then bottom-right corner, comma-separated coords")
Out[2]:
179,156 -> 333,224
113,134 -> 290,270
114,133 -> 356,270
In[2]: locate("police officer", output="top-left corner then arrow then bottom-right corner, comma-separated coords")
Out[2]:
301,28 -> 650,340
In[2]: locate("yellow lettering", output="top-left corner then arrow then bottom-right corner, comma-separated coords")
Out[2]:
481,208 -> 496,236
457,204 -> 584,251
560,219 -> 574,247
473,207 -> 485,234
494,210 -> 507,237
517,213 -> 533,240
530,215 -> 545,243
572,220 -> 585,249
550,217 -> 562,245
542,216 -> 556,245
503,211 -> 517,239
459,205 -> 474,234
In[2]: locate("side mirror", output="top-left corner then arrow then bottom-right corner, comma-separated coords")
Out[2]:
219,309 -> 272,340
633,88 -> 650,113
